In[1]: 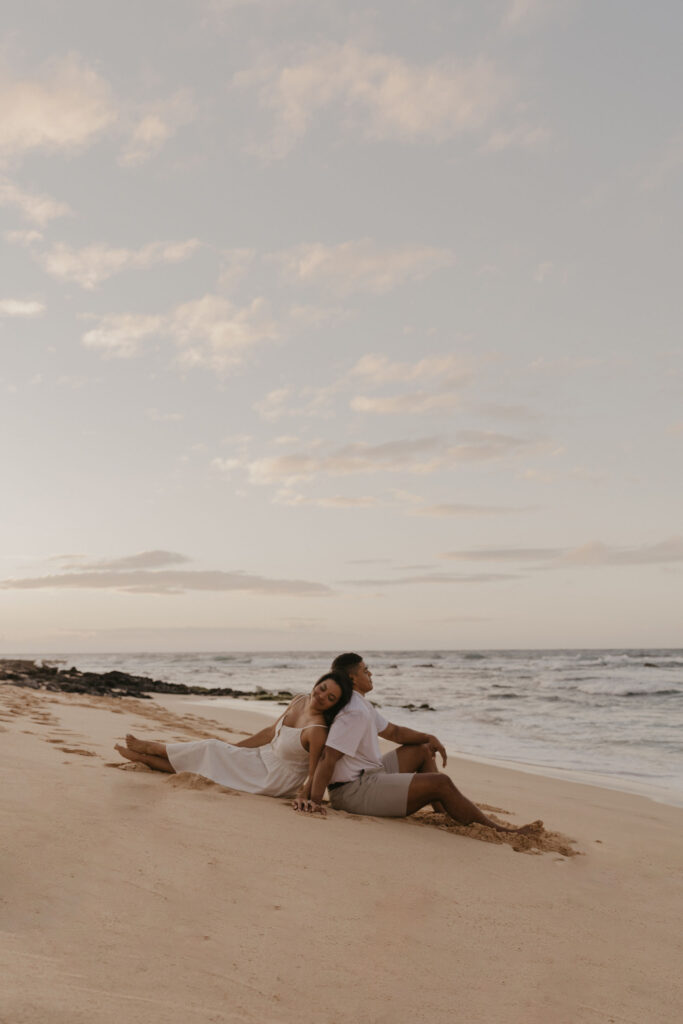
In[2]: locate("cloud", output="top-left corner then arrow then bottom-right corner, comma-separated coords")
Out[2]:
484,123 -> 546,151
82,295 -> 279,370
639,132 -> 683,192
55,550 -> 191,571
411,503 -> 521,517
4,228 -> 43,245
244,431 -> 528,485
1,552 -> 330,595
503,0 -> 550,28
0,177 -> 70,225
350,392 -> 461,415
351,353 -> 469,384
146,408 -> 185,422
0,298 -> 44,317
235,43 -> 507,156
275,491 -> 379,509
443,538 -> 683,567
344,572 -> 518,587
253,351 -> 472,422
37,238 -> 201,289
444,546 -> 564,562
172,295 -> 279,372
119,91 -> 195,167
218,248 -> 257,289
560,538 -> 683,567
271,239 -> 453,295
82,313 -> 164,358
0,56 -> 115,161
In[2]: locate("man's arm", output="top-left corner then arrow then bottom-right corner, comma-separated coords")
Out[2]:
294,745 -> 344,814
378,722 -> 447,766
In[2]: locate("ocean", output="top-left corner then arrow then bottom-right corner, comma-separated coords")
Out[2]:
41,649 -> 683,807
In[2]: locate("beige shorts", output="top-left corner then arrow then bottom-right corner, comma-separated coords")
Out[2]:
328,749 -> 414,817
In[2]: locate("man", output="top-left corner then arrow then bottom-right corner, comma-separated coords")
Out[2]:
296,653 -> 529,833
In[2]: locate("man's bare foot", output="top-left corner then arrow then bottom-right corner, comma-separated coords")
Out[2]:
488,819 -> 544,835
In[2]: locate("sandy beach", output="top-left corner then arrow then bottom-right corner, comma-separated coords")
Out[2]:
2,682 -> 681,1024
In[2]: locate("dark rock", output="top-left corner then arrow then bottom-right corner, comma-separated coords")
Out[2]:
0,659 -> 295,703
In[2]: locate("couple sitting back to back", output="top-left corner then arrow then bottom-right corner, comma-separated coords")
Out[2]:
116,652 -> 533,834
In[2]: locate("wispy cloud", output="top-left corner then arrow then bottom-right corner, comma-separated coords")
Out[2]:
236,43 -> 508,156
271,239 -> 453,295
0,298 -> 45,317
344,571 -> 518,587
638,132 -> 683,191
502,0 -> 551,29
253,351 -> 472,421
119,91 -> 195,167
443,538 -> 683,567
82,295 -> 279,371
241,431 -> 529,485
0,56 -> 115,161
410,502 -> 522,517
350,392 -> 461,415
2,550 -> 330,596
36,238 -> 201,290
54,550 -> 191,571
351,353 -> 469,384
0,177 -> 71,225
81,313 -> 164,358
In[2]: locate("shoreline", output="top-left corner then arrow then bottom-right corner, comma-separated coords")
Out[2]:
2,682 -> 682,1023
181,693 -> 683,809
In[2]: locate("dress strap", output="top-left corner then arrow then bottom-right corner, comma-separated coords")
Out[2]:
278,693 -> 307,731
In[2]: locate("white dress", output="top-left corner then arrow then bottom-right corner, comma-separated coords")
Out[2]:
165,714 -> 325,798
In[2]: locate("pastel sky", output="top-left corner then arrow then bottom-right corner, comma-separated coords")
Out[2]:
2,0 -> 682,653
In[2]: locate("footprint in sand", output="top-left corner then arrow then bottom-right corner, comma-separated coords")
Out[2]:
57,747 -> 97,757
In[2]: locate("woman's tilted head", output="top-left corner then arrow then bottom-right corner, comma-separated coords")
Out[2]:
309,670 -> 353,726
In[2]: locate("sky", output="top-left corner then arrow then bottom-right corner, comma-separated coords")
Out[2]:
1,0 -> 682,653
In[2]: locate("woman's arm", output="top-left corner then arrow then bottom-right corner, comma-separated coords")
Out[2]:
234,695 -> 303,748
234,722 -> 277,748
292,728 -> 327,807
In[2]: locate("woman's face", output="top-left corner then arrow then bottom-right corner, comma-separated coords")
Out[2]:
310,678 -> 342,713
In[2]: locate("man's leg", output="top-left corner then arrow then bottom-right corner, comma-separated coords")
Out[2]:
406,773 -> 532,833
393,742 -> 445,812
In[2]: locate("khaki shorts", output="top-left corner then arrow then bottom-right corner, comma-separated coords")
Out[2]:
328,749 -> 414,817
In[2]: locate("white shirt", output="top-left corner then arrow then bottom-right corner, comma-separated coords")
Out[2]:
326,691 -> 388,785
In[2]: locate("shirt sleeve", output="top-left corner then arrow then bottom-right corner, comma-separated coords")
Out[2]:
326,708 -> 366,757
373,706 -> 388,733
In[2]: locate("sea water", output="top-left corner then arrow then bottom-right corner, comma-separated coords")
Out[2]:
43,649 -> 683,806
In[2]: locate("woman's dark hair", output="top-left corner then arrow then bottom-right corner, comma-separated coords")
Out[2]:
331,652 -> 363,675
313,670 -> 353,726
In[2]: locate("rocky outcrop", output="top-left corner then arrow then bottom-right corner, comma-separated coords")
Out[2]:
0,660 -> 293,702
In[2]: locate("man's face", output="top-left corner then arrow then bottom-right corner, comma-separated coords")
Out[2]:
351,660 -> 373,693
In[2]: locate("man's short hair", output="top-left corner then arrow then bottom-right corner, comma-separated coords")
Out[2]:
331,652 -> 363,675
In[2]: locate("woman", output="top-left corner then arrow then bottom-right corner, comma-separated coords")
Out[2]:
114,670 -> 352,803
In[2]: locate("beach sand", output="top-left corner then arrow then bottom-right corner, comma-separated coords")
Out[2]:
1,683 -> 681,1024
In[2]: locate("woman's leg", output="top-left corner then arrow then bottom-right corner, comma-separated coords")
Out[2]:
125,734 -> 168,757
114,743 -> 175,774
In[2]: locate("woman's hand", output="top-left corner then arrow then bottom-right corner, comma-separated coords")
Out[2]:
291,797 -> 327,816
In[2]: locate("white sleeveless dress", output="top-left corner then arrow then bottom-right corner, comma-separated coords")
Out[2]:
165,714 -> 325,798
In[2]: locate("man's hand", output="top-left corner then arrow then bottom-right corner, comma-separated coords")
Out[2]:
291,797 -> 327,816
427,735 -> 447,766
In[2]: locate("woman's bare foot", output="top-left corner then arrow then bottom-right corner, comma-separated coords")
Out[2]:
114,742 -> 175,773
125,734 -> 166,757
115,743 -> 141,763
